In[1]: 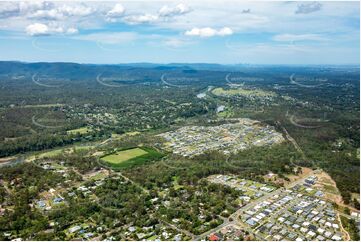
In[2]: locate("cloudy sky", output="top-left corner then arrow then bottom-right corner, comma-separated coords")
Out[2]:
0,0 -> 359,64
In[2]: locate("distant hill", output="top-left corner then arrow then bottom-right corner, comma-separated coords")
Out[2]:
0,61 -> 246,77
0,61 -> 358,82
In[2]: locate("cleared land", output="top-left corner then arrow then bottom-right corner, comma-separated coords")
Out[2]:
102,148 -> 148,164
100,147 -> 163,169
38,145 -> 94,158
67,127 -> 91,135
212,87 -> 276,97
158,118 -> 284,157
38,148 -> 64,158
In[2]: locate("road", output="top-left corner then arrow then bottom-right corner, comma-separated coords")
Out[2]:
159,219 -> 196,239
337,212 -> 351,240
276,121 -> 306,160
113,171 -> 150,195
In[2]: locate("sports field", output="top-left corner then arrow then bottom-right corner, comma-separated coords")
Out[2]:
100,147 -> 163,169
101,148 -> 148,164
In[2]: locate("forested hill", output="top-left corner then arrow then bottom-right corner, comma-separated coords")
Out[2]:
0,61 -> 231,78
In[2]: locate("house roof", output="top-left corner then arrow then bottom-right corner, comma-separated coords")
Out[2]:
209,234 -> 221,241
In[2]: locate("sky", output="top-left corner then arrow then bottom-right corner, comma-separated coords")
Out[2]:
0,0 -> 359,65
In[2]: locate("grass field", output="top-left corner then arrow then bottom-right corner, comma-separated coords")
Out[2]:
38,145 -> 94,158
111,131 -> 141,140
100,147 -> 163,169
67,127 -> 91,135
39,148 -> 63,158
102,148 -> 148,164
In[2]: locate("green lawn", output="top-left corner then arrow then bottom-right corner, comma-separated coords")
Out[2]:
67,127 -> 91,135
102,148 -> 148,164
37,145 -> 93,158
39,148 -> 63,158
100,147 -> 163,169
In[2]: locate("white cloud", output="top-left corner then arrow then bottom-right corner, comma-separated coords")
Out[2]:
218,27 -> 233,36
117,3 -> 190,25
29,9 -> 63,20
25,22 -> 78,36
185,27 -> 233,37
0,0 -> 358,45
0,3 -> 19,18
295,2 -> 322,14
19,1 -> 49,14
29,4 -> 94,20
58,5 -> 93,17
158,3 -> 191,17
106,3 -> 125,18
273,34 -> 326,42
66,27 -> 78,34
26,23 -> 55,36
122,14 -> 159,24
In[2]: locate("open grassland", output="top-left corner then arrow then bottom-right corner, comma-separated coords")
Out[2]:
212,87 -> 276,97
67,127 -> 91,135
38,148 -> 63,158
37,145 -> 94,158
111,131 -> 141,140
100,147 -> 163,169
102,148 -> 148,164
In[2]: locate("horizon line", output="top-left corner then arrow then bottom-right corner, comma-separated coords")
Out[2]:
0,60 -> 360,67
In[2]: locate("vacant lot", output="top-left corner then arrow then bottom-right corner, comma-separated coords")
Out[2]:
102,148 -> 148,164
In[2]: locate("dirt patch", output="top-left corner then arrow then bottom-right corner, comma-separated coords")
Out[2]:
264,167 -> 313,186
314,171 -> 343,204
287,167 -> 313,182
83,169 -> 109,181
92,151 -> 105,157
0,156 -> 16,164
314,171 -> 359,213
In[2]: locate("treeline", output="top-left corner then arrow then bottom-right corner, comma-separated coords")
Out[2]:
0,131 -> 107,157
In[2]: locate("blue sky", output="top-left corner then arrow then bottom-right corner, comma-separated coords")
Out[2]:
0,1 -> 359,65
